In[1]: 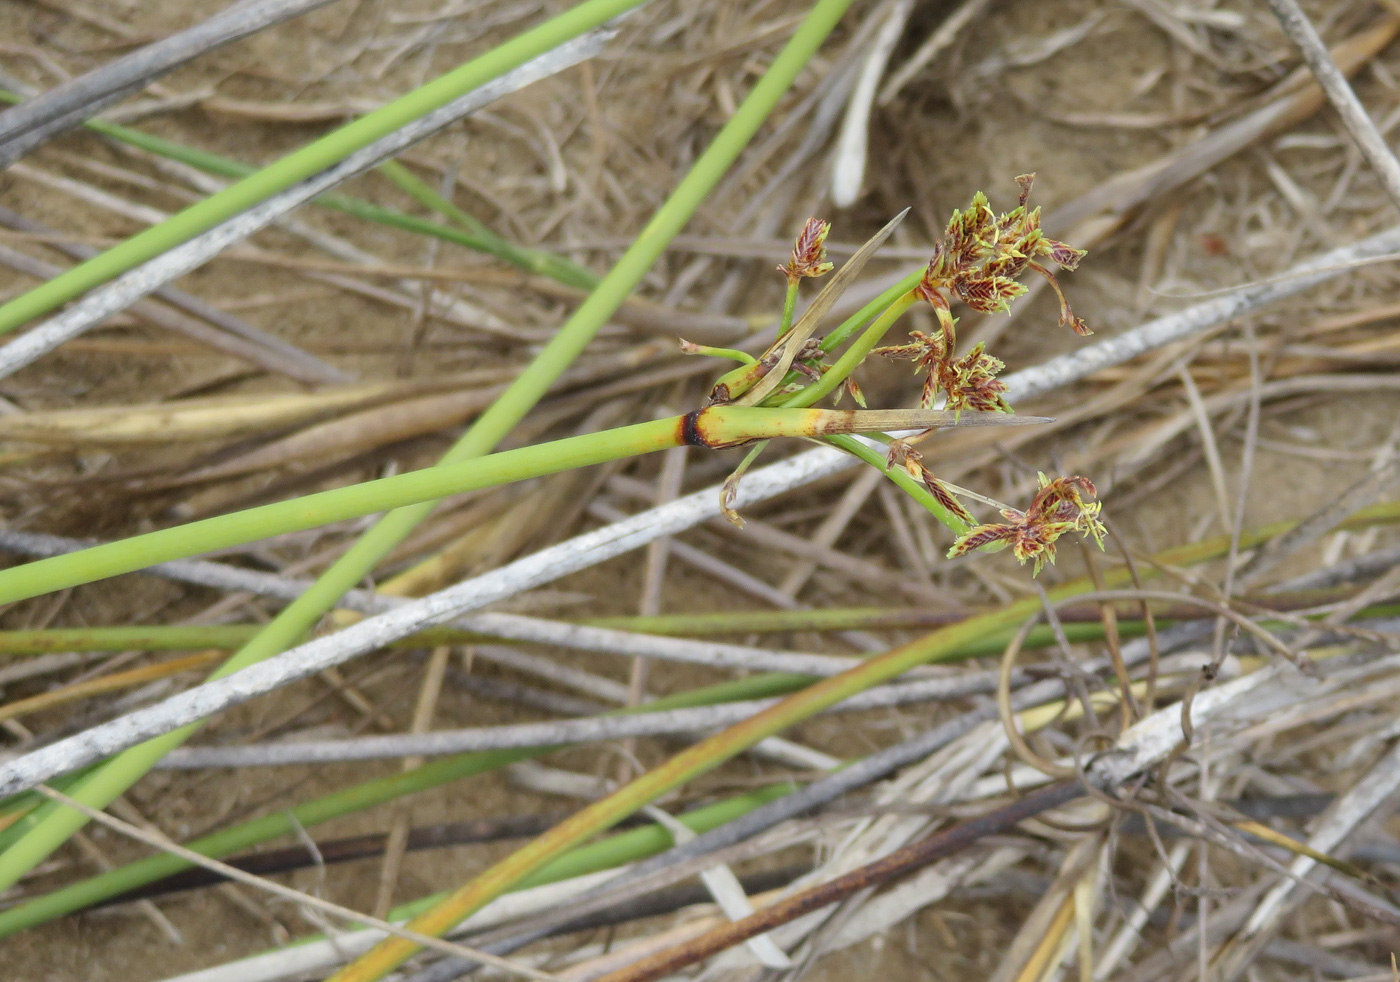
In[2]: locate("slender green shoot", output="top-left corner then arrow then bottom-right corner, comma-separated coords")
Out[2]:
0,408 -> 994,606
375,159 -> 598,288
778,281 -> 800,337
0,92 -> 596,292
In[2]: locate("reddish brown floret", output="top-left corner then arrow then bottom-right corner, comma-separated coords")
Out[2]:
938,342 -> 1010,416
779,217 -> 835,284
947,472 -> 1105,575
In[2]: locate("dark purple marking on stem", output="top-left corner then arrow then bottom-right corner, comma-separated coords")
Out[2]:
680,409 -> 709,448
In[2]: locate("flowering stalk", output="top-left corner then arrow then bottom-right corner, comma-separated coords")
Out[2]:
777,216 -> 834,337
697,177 -> 1103,573
0,407 -> 1038,606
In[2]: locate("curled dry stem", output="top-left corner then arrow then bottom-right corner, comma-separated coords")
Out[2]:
997,588 -> 1301,784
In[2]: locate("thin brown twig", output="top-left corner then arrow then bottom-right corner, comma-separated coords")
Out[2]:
1079,529 -> 1141,724
586,780 -> 1085,982
372,644 -> 452,919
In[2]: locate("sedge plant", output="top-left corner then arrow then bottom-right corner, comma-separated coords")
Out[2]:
176,178 -> 1104,982
0,180 -> 1098,901
0,181 -> 1098,606
0,129 -> 1109,951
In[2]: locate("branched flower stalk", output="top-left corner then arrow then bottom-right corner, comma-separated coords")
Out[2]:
0,183 -> 1100,609
695,175 -> 1103,573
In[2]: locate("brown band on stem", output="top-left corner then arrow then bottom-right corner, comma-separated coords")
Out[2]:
679,409 -> 708,447
810,409 -> 856,436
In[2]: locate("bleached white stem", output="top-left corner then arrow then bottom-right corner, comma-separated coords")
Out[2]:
155,675 -> 1001,768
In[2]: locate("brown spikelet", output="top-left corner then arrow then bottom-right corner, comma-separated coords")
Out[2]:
922,470 -> 976,526
779,218 -> 835,284
947,472 -> 1105,575
947,524 -> 1016,559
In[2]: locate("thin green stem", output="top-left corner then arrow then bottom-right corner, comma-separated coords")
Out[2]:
0,416 -> 678,607
375,159 -> 598,288
782,291 -> 919,408
818,271 -> 923,351
0,94 -> 589,289
821,433 -> 971,534
0,597 -> 1391,659
323,574 -> 1122,979
0,409 -> 922,607
777,280 -> 799,337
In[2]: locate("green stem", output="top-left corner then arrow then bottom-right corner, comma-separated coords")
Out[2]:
0,616 -> 1181,655
230,781 -> 801,960
822,433 -> 971,534
375,160 -> 598,289
781,291 -> 919,408
2,598 -> 1393,661
0,93 -> 590,290
777,280 -> 799,337
818,271 -> 922,352
0,416 -> 673,606
0,0 -> 643,337
0,408 -> 913,607
0,95 -> 595,292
